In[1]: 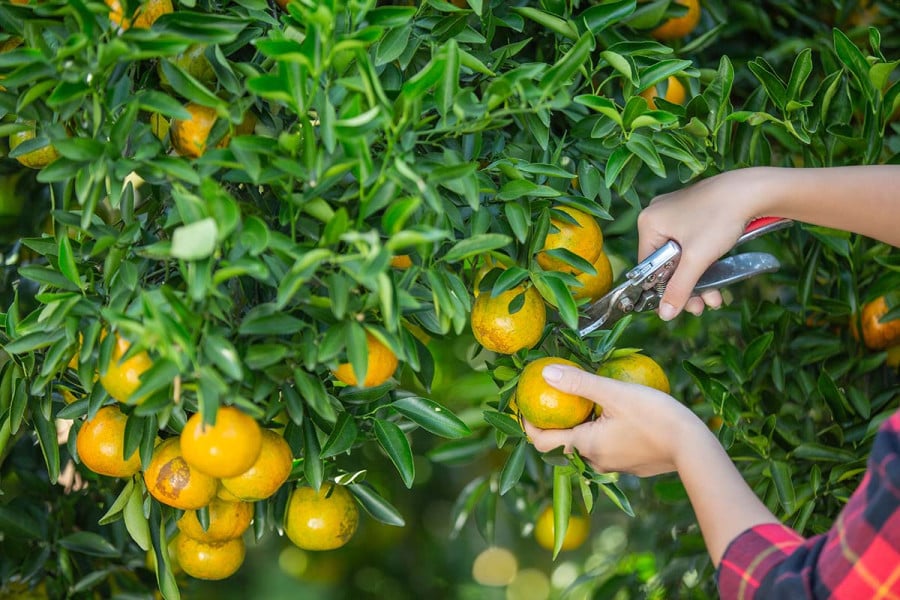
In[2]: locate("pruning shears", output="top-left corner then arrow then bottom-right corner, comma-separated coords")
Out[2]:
578,216 -> 793,337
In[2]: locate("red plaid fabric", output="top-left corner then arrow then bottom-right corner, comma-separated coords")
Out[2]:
716,409 -> 900,599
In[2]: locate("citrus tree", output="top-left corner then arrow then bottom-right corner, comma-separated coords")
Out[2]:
0,0 -> 898,598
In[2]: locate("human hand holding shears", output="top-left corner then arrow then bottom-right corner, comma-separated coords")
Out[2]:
578,216 -> 791,336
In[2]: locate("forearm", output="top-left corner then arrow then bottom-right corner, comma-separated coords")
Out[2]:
747,166 -> 900,247
674,421 -> 780,567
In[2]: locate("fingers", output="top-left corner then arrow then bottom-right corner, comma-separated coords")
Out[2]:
657,251 -> 711,321
541,364 -> 624,411
521,419 -> 576,454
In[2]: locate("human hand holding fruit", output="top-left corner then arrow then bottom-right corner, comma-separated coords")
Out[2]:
521,363 -> 706,477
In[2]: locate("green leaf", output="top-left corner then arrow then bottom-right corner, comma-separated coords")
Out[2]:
202,334 -> 243,381
171,218 -> 218,260
551,465 -> 573,559
392,396 -> 471,439
347,483 -> 405,526
498,439 -> 528,495
320,412 -> 359,459
158,59 -> 224,109
792,443 -> 857,463
742,332 -> 774,375
373,418 -> 415,488
497,179 -> 562,201
540,32 -> 595,94
302,418 -> 323,492
442,234 -> 512,263
535,273 -> 578,331
124,484 -> 151,551
483,410 -> 524,438
580,0 -> 636,33
769,460 -> 796,515
59,532 -> 121,558
99,480 -> 135,526
3,329 -> 66,354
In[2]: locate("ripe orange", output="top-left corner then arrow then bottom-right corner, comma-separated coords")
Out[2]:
471,285 -> 547,355
639,76 -> 687,109
332,331 -> 398,388
650,0 -> 701,40
390,254 -> 413,269
144,438 -> 218,510
536,206 -> 603,274
173,534 -> 246,581
533,505 -> 590,551
170,103 -> 228,158
219,428 -> 293,501
75,405 -> 142,478
180,406 -> 263,479
857,296 -> 900,350
105,0 -> 173,30
516,357 -> 593,430
99,332 -> 153,404
595,352 -> 670,416
571,251 -> 613,301
176,497 -> 254,543
285,484 -> 359,551
9,126 -> 60,170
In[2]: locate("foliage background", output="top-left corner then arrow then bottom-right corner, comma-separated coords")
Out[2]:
0,0 -> 898,598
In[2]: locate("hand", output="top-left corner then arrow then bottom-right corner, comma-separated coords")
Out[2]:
638,169 -> 772,320
521,364 -> 709,477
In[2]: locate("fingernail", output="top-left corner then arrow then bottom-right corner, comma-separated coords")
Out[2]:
542,365 -> 563,383
659,302 -> 678,321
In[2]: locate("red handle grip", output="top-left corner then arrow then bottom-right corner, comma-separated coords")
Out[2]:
737,217 -> 792,245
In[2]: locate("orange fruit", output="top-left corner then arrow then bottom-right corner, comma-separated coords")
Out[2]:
9,126 -> 60,170
471,285 -> 547,355
516,357 -> 593,430
105,0 -> 173,30
639,76 -> 687,109
75,405 -> 142,478
536,206 -> 603,274
144,438 -> 218,510
99,332 -> 153,404
707,415 -> 724,432
390,254 -> 413,269
219,428 -> 293,501
533,505 -> 590,551
595,352 -> 670,416
170,103 -> 228,158
650,0 -> 701,40
571,251 -> 613,301
176,497 -> 254,543
332,331 -> 398,388
856,296 -> 900,350
284,484 -> 359,551
180,406 -> 263,479
595,352 -> 670,392
173,534 -> 246,581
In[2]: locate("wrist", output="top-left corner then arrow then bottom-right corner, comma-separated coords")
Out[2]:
671,415 -> 721,473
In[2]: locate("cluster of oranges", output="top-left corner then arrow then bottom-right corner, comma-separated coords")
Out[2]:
69,329 -> 366,581
471,205 -> 612,356
513,353 -> 671,431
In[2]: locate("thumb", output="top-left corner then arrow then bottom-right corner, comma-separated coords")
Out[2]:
541,364 -> 622,412
657,251 -> 709,321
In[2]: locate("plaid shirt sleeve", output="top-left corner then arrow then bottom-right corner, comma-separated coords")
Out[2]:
716,409 -> 900,600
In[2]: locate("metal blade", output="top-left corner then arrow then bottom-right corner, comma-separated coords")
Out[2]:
577,285 -> 629,337
693,252 -> 781,293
